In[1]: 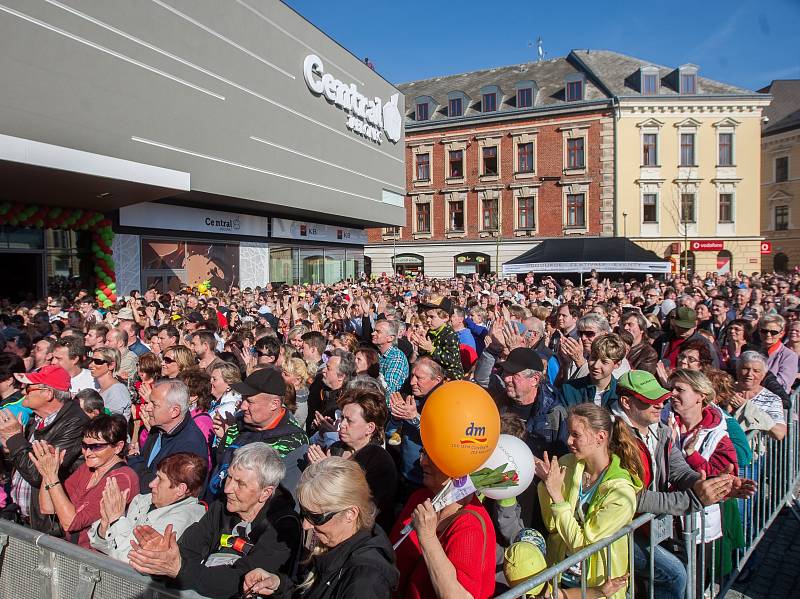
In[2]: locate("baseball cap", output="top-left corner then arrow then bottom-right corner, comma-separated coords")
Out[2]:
232,367 -> 287,397
671,306 -> 697,329
617,370 -> 670,405
497,348 -> 544,375
503,528 -> 548,595
186,311 -> 205,324
15,365 -> 71,392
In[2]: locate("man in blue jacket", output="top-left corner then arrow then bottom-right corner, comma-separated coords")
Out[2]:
129,379 -> 209,494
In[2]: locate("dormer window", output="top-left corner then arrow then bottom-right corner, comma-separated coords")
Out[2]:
449,97 -> 462,117
514,80 -> 537,109
482,92 -> 497,112
640,66 -> 660,95
416,102 -> 429,121
678,65 -> 698,94
565,74 -> 584,102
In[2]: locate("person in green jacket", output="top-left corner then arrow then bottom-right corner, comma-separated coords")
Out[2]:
536,403 -> 644,599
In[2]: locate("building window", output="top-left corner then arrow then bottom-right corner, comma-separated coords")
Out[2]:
643,194 -> 658,223
416,102 -> 428,121
775,205 -> 789,230
517,88 -> 533,108
482,198 -> 499,230
517,197 -> 535,229
384,226 -> 400,236
416,153 -> 430,181
567,138 -> 585,169
642,133 -> 658,166
518,142 -> 534,173
775,156 -> 789,182
680,133 -> 695,166
566,79 -> 583,101
482,92 -> 497,112
718,193 -> 734,223
449,150 -> 464,178
448,200 -> 464,232
449,97 -> 462,117
680,73 -> 696,94
415,203 -> 431,233
566,193 -> 586,228
483,146 -> 498,176
642,73 -> 659,95
680,193 -> 696,223
718,133 -> 733,166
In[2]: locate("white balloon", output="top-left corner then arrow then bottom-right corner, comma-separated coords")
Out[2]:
478,434 -> 535,500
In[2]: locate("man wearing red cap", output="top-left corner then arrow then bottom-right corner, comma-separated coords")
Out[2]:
0,365 -> 88,532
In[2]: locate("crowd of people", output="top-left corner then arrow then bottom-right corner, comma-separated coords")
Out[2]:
0,267 -> 797,599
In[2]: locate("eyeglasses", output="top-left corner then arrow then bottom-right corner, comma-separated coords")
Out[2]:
677,354 -> 701,364
162,356 -> 176,364
578,330 -> 597,339
91,358 -> 110,366
760,328 -> 782,337
299,506 -> 342,526
81,441 -> 112,452
25,384 -> 46,394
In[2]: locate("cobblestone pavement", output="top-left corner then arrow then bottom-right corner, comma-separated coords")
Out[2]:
724,503 -> 800,599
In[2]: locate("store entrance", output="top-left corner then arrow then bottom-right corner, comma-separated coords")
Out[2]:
0,252 -> 44,302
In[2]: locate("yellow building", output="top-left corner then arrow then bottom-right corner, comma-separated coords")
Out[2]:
760,80 -> 800,272
573,51 -> 771,275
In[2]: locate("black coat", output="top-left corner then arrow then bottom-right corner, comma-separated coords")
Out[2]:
273,526 -> 398,599
171,485 -> 301,599
5,399 -> 88,534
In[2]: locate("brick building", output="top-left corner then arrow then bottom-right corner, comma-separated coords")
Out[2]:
366,54 -> 615,277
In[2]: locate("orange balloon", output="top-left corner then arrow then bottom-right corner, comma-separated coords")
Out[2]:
420,381 -> 501,478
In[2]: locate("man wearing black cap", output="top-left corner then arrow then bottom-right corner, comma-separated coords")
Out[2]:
495,348 -> 568,459
208,368 -> 308,500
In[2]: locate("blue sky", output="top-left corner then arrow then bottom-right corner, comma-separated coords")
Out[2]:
285,0 -> 800,91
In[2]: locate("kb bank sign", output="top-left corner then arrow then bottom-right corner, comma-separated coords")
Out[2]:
303,55 -> 401,145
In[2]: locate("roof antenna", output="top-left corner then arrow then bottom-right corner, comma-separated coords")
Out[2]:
537,36 -> 544,62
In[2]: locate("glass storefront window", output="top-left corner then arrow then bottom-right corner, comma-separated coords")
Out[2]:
344,248 -> 363,280
45,229 -> 92,298
270,248 -> 297,285
0,226 -> 44,249
324,248 -> 345,283
141,238 -> 240,291
270,246 -> 365,284
300,248 -> 325,284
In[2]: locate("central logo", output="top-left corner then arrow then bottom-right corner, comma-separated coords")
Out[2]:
460,421 -> 488,445
303,54 -> 401,145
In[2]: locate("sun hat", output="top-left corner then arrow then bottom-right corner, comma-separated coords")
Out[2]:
503,528 -> 548,596
671,306 -> 697,329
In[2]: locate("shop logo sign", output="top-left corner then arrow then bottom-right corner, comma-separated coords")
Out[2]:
459,422 -> 488,446
205,216 -> 241,232
303,54 -> 401,145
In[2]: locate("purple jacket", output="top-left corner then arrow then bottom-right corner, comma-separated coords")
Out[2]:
768,343 -> 798,393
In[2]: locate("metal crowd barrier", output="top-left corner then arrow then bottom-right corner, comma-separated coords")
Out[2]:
0,518 -> 207,599
496,390 -> 800,599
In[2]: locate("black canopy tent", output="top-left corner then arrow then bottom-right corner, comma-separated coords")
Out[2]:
502,237 -> 670,276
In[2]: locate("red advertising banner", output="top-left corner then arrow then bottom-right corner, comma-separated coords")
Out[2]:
690,240 -> 725,251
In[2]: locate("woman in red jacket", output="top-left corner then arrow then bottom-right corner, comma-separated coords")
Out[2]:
390,449 -> 496,599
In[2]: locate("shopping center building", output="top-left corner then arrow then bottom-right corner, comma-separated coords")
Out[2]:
0,0 -> 404,301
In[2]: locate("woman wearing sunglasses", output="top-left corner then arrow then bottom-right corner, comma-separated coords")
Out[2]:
242,457 -> 398,599
89,347 -> 131,421
160,345 -> 196,379
757,314 -> 796,394
29,414 -> 137,550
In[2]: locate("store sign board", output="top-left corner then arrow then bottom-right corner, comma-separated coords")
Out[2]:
272,218 -> 367,245
761,241 -> 772,255
303,54 -> 401,145
120,203 -> 267,237
690,240 -> 725,251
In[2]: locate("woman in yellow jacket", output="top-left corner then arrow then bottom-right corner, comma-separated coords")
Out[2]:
536,403 -> 643,599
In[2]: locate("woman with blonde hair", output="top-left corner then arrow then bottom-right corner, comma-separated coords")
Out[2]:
89,346 -> 131,420
209,361 -> 242,419
242,457 -> 398,598
282,357 -> 310,426
160,345 -> 195,378
536,403 -> 643,599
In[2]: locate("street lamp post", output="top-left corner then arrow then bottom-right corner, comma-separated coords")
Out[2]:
622,212 -> 628,238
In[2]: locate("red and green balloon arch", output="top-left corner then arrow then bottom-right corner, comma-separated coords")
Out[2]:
0,201 -> 117,307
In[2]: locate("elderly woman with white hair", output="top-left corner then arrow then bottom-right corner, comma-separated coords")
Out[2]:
730,351 -> 787,440
758,314 -> 797,393
242,457 -> 398,599
128,442 -> 302,598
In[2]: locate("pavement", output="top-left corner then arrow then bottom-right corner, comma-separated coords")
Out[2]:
723,503 -> 800,599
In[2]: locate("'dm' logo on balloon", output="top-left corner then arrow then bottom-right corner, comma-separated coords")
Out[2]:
420,381 -> 500,478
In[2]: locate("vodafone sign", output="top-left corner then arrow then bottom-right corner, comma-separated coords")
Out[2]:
761,241 -> 772,255
691,240 -> 725,251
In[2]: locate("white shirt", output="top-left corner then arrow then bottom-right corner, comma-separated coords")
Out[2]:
71,369 -> 99,395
